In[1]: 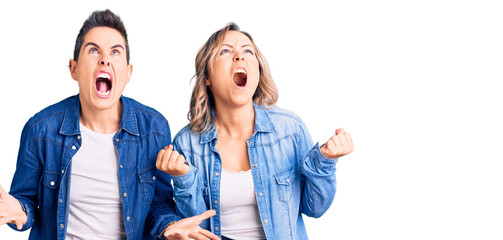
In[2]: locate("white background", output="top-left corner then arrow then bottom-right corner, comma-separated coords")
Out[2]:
1,0 -> 502,239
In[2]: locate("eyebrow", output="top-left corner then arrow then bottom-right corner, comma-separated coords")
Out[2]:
83,42 -> 125,50
111,44 -> 125,50
83,42 -> 100,49
222,43 -> 254,50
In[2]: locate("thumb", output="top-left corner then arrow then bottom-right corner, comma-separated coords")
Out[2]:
0,185 -> 5,202
196,210 -> 216,223
15,219 -> 23,230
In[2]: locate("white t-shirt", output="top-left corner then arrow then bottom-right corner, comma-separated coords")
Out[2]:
220,169 -> 266,240
66,124 -> 126,240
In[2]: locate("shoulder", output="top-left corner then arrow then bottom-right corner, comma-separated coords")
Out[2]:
123,96 -> 166,120
28,95 -> 76,127
261,105 -> 305,130
123,96 -> 169,129
173,125 -> 198,145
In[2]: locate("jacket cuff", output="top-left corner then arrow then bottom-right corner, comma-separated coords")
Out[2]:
310,142 -> 338,171
155,215 -> 182,239
7,199 -> 33,231
171,166 -> 197,189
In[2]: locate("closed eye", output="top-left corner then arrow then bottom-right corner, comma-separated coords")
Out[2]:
244,49 -> 254,55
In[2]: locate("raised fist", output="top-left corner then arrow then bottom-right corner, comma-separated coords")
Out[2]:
320,128 -> 354,159
156,145 -> 190,176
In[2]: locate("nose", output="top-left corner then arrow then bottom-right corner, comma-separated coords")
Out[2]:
233,52 -> 244,62
99,56 -> 111,66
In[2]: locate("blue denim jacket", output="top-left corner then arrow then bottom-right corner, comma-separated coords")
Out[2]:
8,95 -> 180,240
171,104 -> 338,239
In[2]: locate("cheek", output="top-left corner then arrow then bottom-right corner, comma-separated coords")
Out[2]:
212,61 -> 228,78
250,62 -> 261,84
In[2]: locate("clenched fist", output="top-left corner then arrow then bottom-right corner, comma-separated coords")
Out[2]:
156,145 -> 190,176
320,128 -> 354,159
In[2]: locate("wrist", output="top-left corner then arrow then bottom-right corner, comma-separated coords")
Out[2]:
161,221 -> 177,238
16,199 -> 28,223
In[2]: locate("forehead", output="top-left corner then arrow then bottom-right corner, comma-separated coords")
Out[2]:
83,26 -> 126,47
221,31 -> 253,46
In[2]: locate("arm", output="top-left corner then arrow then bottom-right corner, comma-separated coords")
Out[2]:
1,121 -> 40,231
156,144 -> 211,230
299,123 -> 354,218
144,128 -> 181,239
144,168 -> 181,239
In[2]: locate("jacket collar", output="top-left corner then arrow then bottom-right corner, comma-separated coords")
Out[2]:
200,103 -> 275,144
59,95 -> 140,136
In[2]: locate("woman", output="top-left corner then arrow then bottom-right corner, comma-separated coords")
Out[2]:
157,23 -> 354,240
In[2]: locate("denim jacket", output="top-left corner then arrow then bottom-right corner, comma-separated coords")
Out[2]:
8,95 -> 180,240
171,104 -> 338,239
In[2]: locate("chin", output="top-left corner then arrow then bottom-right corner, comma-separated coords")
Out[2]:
90,96 -> 119,110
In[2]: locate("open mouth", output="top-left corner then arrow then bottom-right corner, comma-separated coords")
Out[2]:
95,72 -> 112,97
233,68 -> 247,87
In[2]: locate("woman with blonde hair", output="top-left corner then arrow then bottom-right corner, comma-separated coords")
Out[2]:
156,23 -> 354,240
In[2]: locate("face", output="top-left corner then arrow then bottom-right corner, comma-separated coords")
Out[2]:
207,31 -> 260,108
69,27 -> 132,112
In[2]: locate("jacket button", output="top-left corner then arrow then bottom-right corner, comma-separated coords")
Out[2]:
126,216 -> 130,221
215,172 -> 220,176
60,224 -> 64,228
264,219 -> 269,224
50,181 -> 55,186
253,163 -> 257,168
153,176 -> 156,180
72,146 -> 76,150
59,199 -> 63,203
115,138 -> 120,142
77,135 -> 81,140
123,192 -> 127,197
215,226 -> 219,231
258,192 -> 263,197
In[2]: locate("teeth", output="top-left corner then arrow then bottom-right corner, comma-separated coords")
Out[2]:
97,73 -> 111,79
235,69 -> 246,74
98,90 -> 110,96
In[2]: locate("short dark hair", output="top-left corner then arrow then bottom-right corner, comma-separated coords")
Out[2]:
73,9 -> 130,63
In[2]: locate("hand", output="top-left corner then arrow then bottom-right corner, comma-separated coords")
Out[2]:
156,145 -> 190,176
0,184 -> 28,230
320,128 -> 354,159
164,210 -> 220,240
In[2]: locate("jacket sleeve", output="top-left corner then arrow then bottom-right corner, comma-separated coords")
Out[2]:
8,120 -> 41,231
144,126 -> 181,239
170,138 -> 211,230
298,121 -> 338,218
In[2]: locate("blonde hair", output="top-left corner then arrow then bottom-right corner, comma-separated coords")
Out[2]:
188,23 -> 278,134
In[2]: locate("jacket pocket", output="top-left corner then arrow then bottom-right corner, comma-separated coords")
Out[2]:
41,172 -> 60,210
139,168 -> 157,202
274,167 -> 296,203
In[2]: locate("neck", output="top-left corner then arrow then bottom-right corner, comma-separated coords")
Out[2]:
214,101 -> 255,138
80,100 -> 122,134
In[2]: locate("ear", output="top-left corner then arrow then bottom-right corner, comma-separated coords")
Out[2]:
69,59 -> 78,81
126,64 -> 133,84
205,78 -> 211,86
